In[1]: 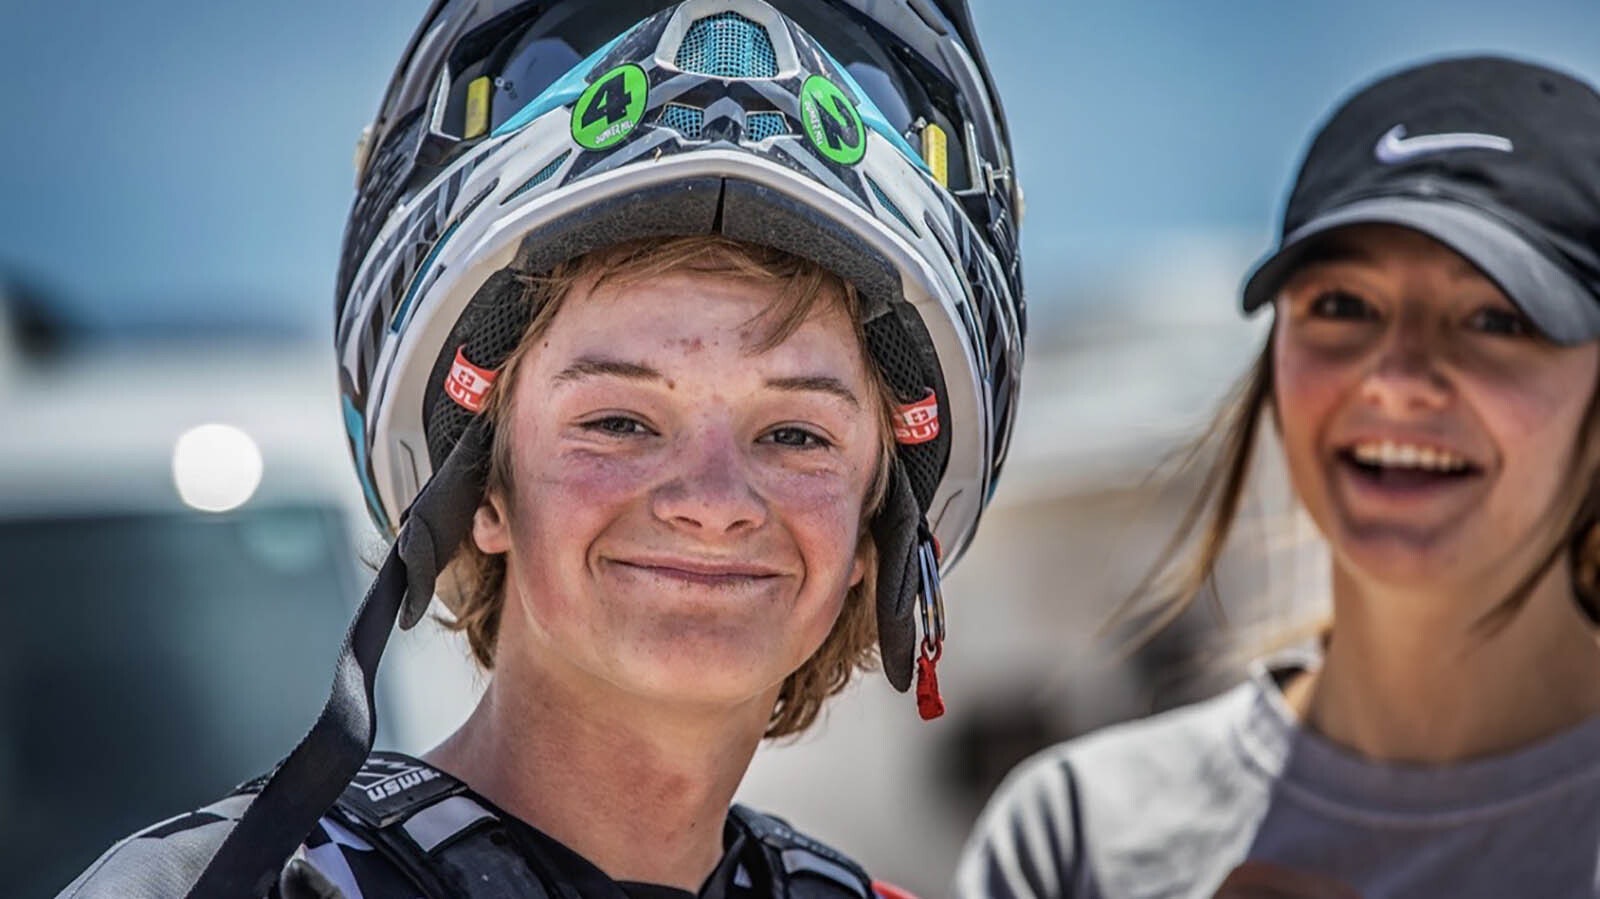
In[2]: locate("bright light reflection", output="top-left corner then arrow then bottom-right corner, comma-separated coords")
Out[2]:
172,424 -> 263,512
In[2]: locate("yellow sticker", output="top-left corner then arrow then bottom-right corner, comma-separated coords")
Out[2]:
922,122 -> 949,187
465,76 -> 492,139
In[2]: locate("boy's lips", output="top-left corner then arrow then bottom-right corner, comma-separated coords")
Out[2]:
605,555 -> 786,586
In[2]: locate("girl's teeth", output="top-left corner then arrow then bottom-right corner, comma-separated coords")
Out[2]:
1350,442 -> 1468,472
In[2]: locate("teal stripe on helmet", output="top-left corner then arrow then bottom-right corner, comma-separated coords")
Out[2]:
503,150 -> 573,204
342,396 -> 390,531
388,218 -> 462,333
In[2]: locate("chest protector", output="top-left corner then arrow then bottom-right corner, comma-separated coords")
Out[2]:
252,752 -> 876,899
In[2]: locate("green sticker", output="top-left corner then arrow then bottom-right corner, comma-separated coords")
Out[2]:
800,75 -> 866,166
572,64 -> 648,150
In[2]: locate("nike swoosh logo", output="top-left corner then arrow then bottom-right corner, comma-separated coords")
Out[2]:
1374,124 -> 1513,164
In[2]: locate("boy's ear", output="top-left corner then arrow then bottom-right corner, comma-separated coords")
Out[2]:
472,491 -> 512,554
850,529 -> 873,590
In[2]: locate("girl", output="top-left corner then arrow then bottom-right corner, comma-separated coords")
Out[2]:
960,55 -> 1600,899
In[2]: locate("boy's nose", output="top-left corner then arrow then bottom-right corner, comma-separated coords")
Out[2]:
649,424 -> 767,535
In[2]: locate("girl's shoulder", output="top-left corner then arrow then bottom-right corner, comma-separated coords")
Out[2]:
1011,676 -> 1269,824
957,677 -> 1280,899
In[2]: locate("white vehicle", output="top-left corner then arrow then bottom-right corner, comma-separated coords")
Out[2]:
0,282 -> 478,896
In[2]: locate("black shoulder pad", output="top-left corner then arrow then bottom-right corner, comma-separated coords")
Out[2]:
729,805 -> 872,899
233,752 -> 465,832
232,772 -> 272,797
334,751 -> 466,830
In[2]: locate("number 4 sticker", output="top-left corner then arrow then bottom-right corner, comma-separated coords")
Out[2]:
572,64 -> 648,150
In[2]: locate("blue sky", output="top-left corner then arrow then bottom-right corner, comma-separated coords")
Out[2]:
3,0 -> 1598,334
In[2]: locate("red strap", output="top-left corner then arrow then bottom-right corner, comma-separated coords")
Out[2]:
445,346 -> 498,413
873,881 -> 922,899
915,644 -> 945,721
892,390 -> 940,445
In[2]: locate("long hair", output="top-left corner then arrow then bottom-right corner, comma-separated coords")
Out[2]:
1104,338 -> 1274,649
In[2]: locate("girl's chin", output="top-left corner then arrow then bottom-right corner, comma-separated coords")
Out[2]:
1330,528 -> 1476,591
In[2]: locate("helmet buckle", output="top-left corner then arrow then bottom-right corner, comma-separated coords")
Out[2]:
914,524 -> 946,720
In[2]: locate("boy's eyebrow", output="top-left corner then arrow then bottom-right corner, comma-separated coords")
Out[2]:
765,375 -> 861,409
551,359 -> 860,407
552,355 -> 664,384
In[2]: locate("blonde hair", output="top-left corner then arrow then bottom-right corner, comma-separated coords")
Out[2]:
1107,340 -> 1274,647
446,235 -> 897,738
1119,329 -> 1600,645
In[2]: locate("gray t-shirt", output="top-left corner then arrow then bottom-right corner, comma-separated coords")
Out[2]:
956,659 -> 1600,898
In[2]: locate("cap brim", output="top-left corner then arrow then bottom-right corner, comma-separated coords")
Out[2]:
1241,197 -> 1600,344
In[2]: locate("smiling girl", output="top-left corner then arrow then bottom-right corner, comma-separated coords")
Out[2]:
959,55 -> 1600,899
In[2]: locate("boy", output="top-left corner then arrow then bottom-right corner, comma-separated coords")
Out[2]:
63,1 -> 1022,895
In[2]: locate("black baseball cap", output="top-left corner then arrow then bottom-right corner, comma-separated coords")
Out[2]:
1242,55 -> 1600,344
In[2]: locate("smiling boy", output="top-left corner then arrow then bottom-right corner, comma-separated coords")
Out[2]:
61,1 -> 1023,896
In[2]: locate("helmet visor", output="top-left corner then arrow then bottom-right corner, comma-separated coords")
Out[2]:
423,0 -> 983,190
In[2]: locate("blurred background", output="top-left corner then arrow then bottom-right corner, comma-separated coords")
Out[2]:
4,1 -> 1599,895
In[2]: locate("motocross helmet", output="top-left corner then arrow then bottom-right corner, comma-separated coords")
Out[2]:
335,0 -> 1023,692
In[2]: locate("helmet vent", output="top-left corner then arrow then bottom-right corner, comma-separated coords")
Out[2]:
675,13 -> 778,78
745,111 -> 787,141
502,150 -> 572,205
659,103 -> 706,139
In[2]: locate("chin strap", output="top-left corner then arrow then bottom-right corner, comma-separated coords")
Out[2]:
184,418 -> 493,898
870,461 -> 947,719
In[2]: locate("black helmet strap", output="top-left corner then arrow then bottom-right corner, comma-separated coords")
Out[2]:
184,416 -> 494,898
870,459 -> 922,692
